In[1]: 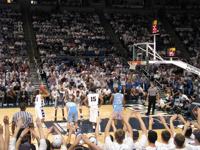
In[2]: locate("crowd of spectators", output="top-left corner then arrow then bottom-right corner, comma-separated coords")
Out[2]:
32,10 -> 115,58
104,13 -> 176,60
103,12 -> 199,115
31,10 -> 151,105
0,8 -> 35,106
1,104 -> 200,150
167,13 -> 200,60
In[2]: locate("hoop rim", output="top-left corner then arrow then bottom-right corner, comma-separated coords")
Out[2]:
127,61 -> 141,65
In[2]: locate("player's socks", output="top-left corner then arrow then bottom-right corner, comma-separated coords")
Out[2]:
80,113 -> 84,120
62,114 -> 66,120
55,114 -> 57,121
93,126 -> 95,132
66,129 -> 69,136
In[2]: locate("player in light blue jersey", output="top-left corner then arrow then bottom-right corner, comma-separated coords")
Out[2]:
54,93 -> 66,121
109,88 -> 126,126
66,98 -> 78,135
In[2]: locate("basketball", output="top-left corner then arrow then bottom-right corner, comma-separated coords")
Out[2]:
40,86 -> 45,91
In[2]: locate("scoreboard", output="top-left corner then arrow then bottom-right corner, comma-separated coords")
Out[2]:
152,20 -> 158,34
168,47 -> 176,57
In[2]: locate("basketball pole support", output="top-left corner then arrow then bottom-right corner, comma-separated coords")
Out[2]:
129,34 -> 200,76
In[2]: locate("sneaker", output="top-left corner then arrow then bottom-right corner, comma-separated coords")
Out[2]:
145,113 -> 149,116
66,132 -> 69,136
42,124 -> 46,128
99,131 -> 102,135
54,118 -> 57,122
34,123 -> 37,128
80,115 -> 84,120
63,117 -> 66,121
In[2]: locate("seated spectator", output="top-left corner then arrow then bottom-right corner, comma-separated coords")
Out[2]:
30,88 -> 37,105
7,87 -> 16,106
172,84 -> 180,98
162,96 -> 174,111
156,96 -> 165,110
183,81 -> 190,95
19,88 -> 28,104
103,85 -> 112,104
129,86 -> 139,103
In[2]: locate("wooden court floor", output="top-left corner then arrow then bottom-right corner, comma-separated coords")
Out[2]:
0,105 -> 182,148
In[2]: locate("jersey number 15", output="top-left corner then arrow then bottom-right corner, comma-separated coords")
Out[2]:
91,97 -> 96,102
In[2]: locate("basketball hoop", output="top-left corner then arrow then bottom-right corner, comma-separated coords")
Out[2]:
128,61 -> 140,70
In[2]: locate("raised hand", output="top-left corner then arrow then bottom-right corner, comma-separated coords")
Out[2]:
135,111 -> 141,120
191,120 -> 198,128
126,110 -> 134,119
82,134 -> 91,145
17,116 -> 23,127
45,126 -> 54,135
0,124 -> 3,135
36,118 -> 42,128
118,112 -> 127,121
149,117 -> 154,125
97,116 -> 102,124
109,112 -> 118,120
20,127 -> 29,137
69,125 -> 74,134
184,121 -> 190,129
170,114 -> 177,121
3,116 -> 9,125
159,116 -> 166,124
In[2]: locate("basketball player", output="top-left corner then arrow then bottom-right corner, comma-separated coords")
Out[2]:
35,87 -> 49,127
66,98 -> 78,136
84,87 -> 104,133
67,86 -> 74,101
59,87 -> 67,104
51,87 -> 58,105
109,88 -> 126,126
54,93 -> 66,121
81,86 -> 88,99
72,90 -> 84,120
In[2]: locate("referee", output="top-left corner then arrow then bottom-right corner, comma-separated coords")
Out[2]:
12,102 -> 33,140
146,82 -> 159,115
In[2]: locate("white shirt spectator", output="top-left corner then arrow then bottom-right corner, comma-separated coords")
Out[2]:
105,136 -> 133,150
155,138 -> 175,150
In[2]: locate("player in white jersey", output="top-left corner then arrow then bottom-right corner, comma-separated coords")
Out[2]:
81,87 -> 88,99
35,88 -> 49,127
51,87 -> 58,105
67,86 -> 74,101
72,90 -> 84,120
84,87 -> 104,133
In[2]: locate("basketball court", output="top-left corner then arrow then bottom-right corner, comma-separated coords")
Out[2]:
0,104 -> 186,147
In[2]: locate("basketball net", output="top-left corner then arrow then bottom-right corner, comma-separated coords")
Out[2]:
128,62 -> 138,70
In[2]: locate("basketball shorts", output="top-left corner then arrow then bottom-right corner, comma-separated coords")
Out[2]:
75,99 -> 81,107
67,107 -> 78,122
35,106 -> 46,119
113,105 -> 123,119
55,102 -> 64,110
89,107 -> 99,123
